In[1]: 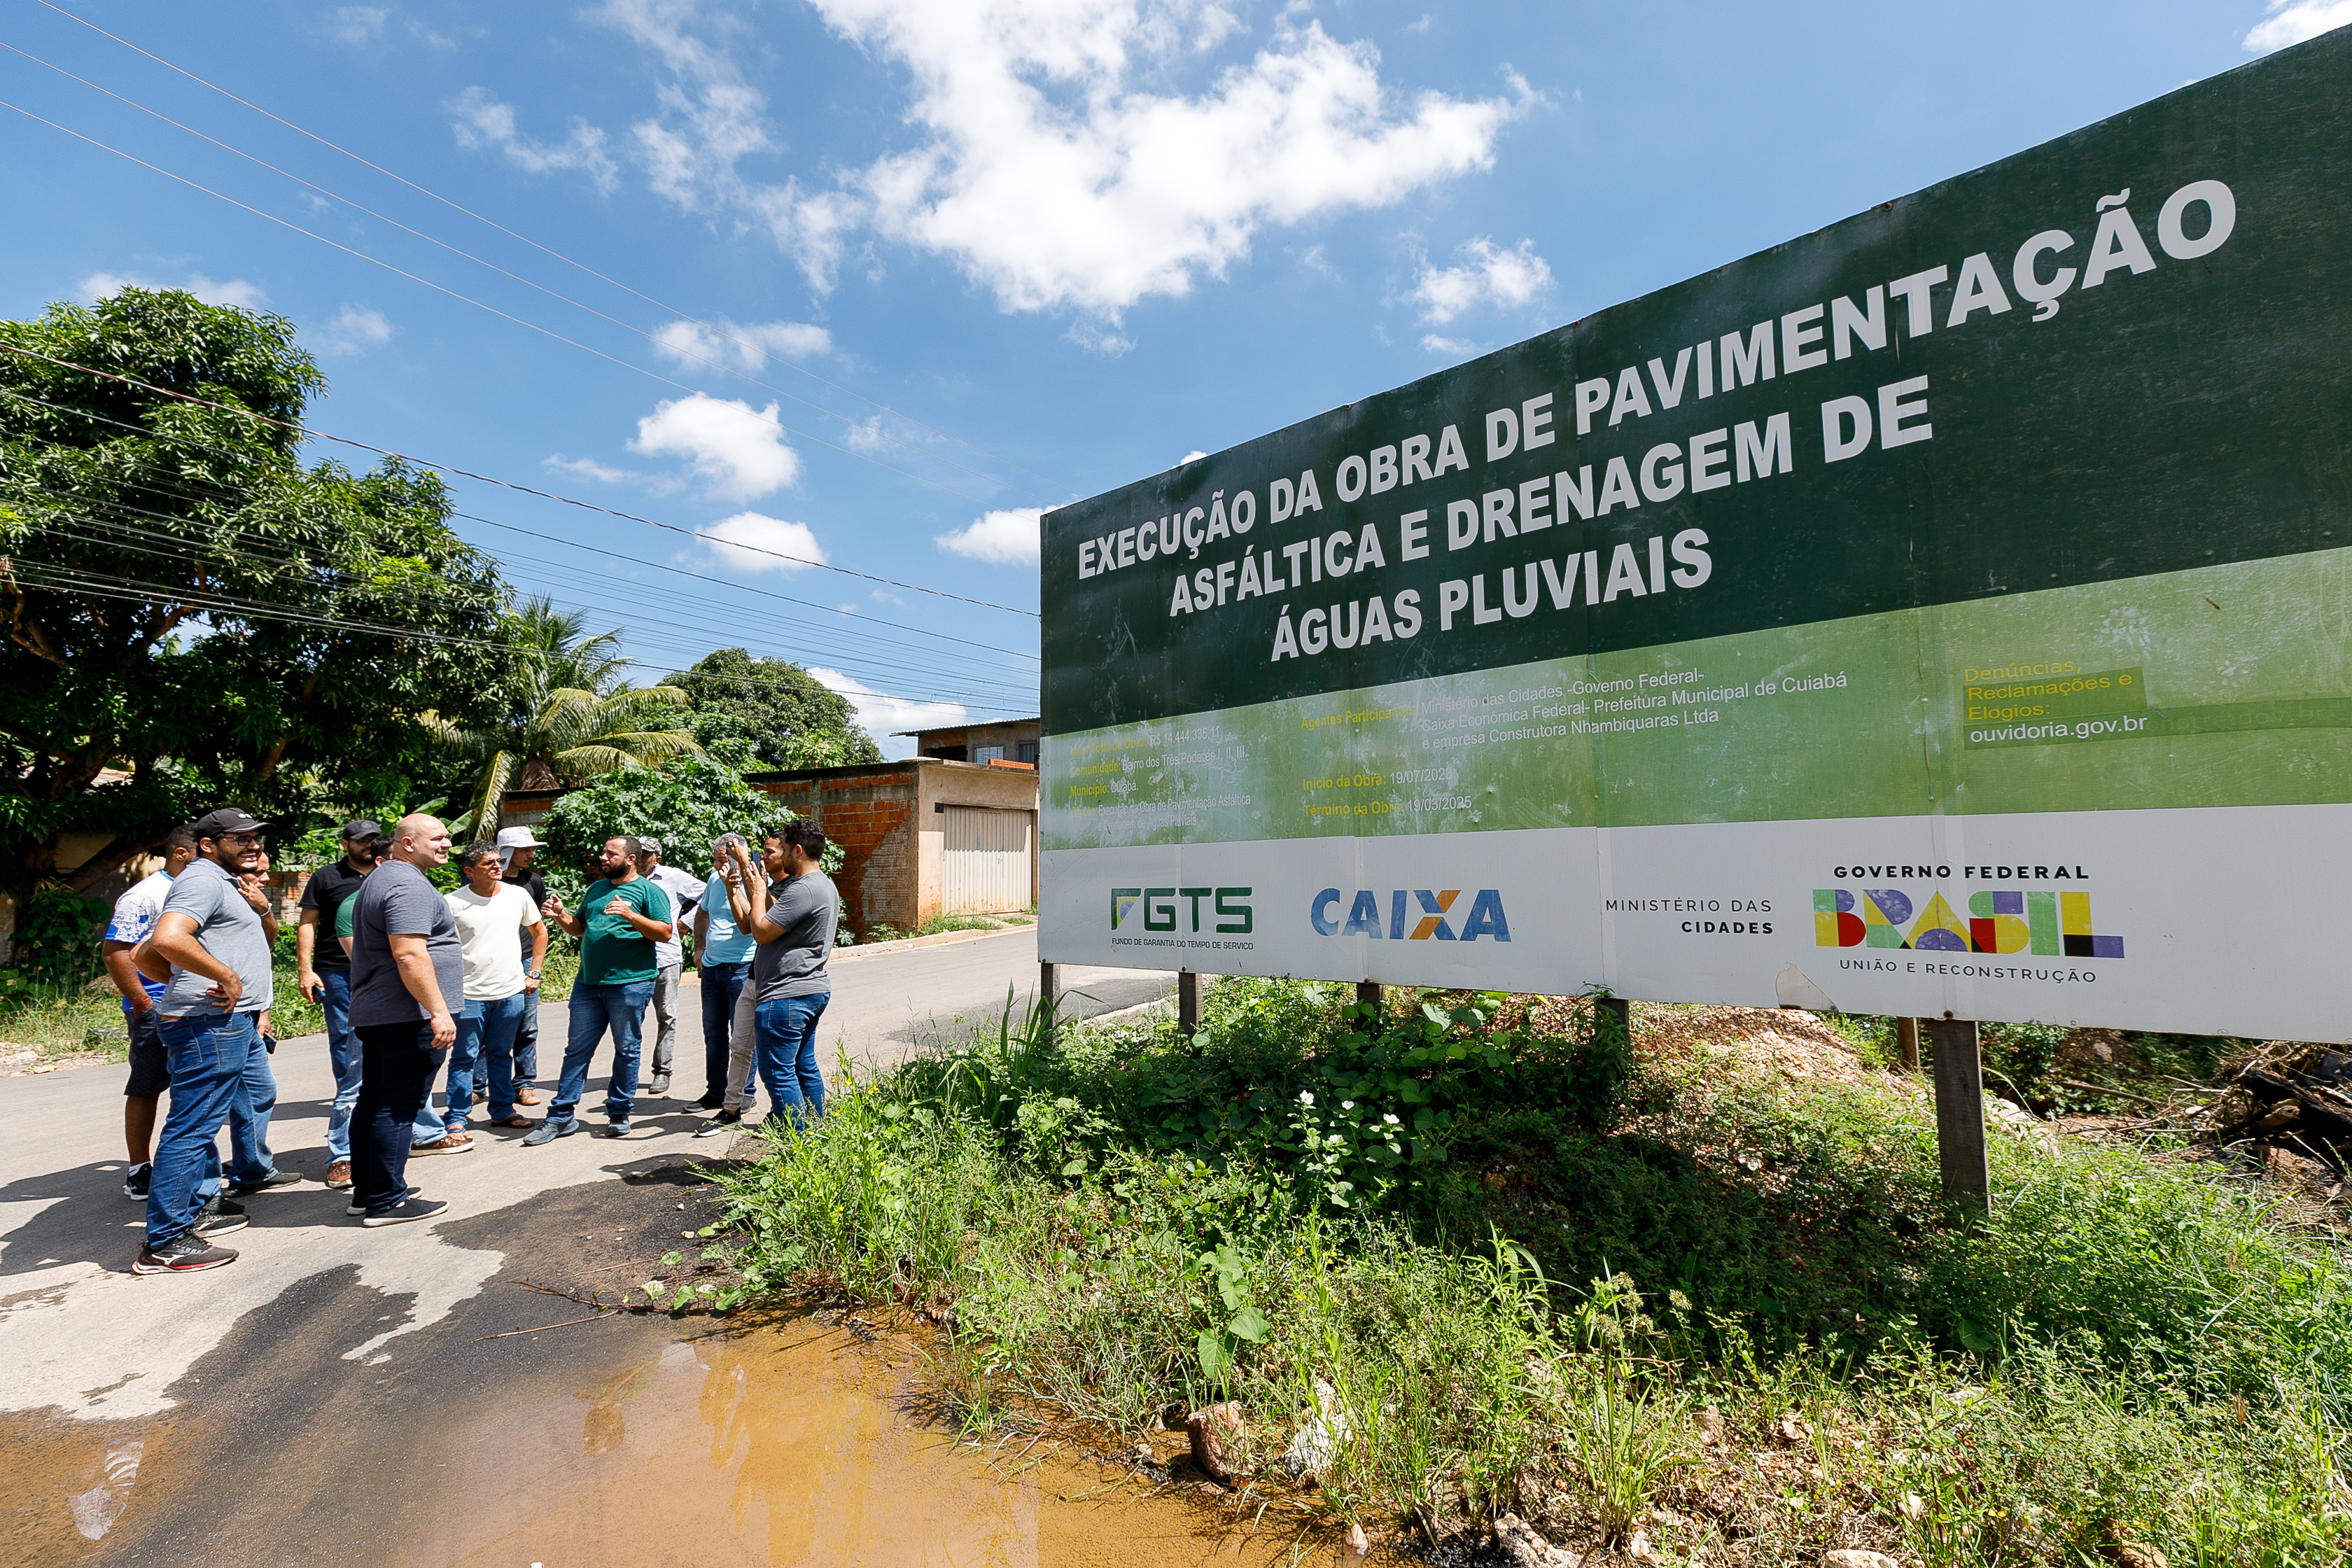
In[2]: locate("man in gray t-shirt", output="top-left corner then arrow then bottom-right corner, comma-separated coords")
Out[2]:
132,806 -> 288,1274
344,814 -> 465,1226
732,820 -> 838,1130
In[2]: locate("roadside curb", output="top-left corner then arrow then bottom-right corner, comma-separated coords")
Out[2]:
827,924 -> 1032,963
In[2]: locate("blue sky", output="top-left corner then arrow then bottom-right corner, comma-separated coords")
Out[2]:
1,0 -> 2338,755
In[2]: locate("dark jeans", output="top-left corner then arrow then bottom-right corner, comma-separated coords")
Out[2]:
752,993 -> 830,1127
699,962 -> 748,1100
355,1021 -> 444,1217
550,980 -> 654,1124
513,998 -> 539,1082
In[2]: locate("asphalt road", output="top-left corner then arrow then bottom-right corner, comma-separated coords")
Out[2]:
0,930 -> 1168,1427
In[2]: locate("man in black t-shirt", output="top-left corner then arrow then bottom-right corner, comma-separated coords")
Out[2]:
295,821 -> 382,1190
496,827 -> 550,1100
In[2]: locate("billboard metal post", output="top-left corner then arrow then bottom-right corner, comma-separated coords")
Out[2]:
1927,1018 -> 1991,1212
1896,1017 -> 1921,1073
1177,970 -> 1200,1036
1355,980 -> 1382,1028
1039,962 -> 1058,1046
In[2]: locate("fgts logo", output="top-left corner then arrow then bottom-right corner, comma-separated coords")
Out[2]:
1310,888 -> 1511,942
1111,887 -> 1253,933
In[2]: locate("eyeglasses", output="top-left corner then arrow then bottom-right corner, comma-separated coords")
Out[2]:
218,832 -> 265,846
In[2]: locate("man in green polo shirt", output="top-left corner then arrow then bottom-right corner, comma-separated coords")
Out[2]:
523,835 -> 673,1142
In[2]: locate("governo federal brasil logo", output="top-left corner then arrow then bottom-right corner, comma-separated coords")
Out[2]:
1815,885 -> 2122,958
1311,887 -> 1511,941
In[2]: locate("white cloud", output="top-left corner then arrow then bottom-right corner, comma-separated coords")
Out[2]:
935,507 -> 1042,566
1420,333 -> 1474,357
595,1 -> 1527,314
315,304 -> 393,355
702,511 -> 827,574
1177,449 -> 1209,465
651,316 -> 832,373
331,6 -> 388,44
808,666 -> 964,752
78,271 -> 269,310
1407,235 -> 1551,323
629,393 -> 801,498
544,453 -> 638,484
447,87 -> 620,193
2246,1 -> 2352,48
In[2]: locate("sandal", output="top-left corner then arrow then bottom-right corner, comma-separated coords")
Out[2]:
486,1114 -> 532,1129
516,1088 -> 540,1105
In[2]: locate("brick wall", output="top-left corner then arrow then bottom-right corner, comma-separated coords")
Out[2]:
746,764 -> 922,934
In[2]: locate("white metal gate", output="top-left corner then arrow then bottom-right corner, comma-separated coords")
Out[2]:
941,806 -> 1033,912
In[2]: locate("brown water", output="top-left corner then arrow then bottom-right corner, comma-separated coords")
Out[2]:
400,1318 -> 1318,1568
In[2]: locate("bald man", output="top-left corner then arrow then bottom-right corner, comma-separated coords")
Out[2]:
344,813 -> 463,1227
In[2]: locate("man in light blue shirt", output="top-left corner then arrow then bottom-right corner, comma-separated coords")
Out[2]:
692,834 -> 757,1109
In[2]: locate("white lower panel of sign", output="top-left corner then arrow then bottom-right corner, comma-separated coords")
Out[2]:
1039,802 -> 2351,1042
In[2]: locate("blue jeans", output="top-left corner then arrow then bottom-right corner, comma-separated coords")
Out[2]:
147,1011 -> 270,1245
551,981 -> 654,1124
457,993 -> 532,1121
752,993 -> 830,1126
700,962 -> 748,1100
410,1002 -> 488,1141
321,971 -> 363,1161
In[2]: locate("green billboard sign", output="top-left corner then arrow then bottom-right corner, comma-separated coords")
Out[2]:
1038,31 -> 2352,1040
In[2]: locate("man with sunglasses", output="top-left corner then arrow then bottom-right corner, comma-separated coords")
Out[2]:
131,808 -> 284,1273
296,820 -> 384,1191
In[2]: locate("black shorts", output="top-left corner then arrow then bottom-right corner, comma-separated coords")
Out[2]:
123,1005 -> 170,1098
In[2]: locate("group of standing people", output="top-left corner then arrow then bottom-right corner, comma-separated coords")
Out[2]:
104,808 -> 839,1275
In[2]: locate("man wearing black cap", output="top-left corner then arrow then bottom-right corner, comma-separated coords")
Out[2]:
131,807 -> 283,1273
296,820 -> 383,1190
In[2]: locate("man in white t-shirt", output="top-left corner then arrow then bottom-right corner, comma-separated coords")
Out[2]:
99,824 -> 199,1200
635,836 -> 706,1100
436,841 -> 547,1133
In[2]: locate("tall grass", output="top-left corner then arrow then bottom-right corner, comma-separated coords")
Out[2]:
706,983 -> 2352,1564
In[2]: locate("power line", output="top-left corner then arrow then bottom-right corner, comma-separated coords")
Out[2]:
0,359 -> 1040,617
6,559 -> 1030,715
4,430 -> 1038,703
29,0 -> 1079,503
0,36 -> 1058,507
0,94 -> 1018,510
1,394 -> 1036,666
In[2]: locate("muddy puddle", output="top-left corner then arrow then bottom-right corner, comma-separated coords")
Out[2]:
398,1316 -> 1317,1568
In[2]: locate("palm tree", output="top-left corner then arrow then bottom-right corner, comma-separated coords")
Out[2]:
427,601 -> 699,836
512,596 -> 627,694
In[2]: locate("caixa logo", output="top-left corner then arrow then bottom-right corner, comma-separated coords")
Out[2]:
1111,887 -> 1253,933
1311,888 -> 1511,942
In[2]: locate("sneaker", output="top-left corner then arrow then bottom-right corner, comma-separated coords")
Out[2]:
227,1169 -> 306,1196
694,1110 -> 743,1138
198,1194 -> 247,1222
193,1205 -> 248,1238
521,1117 -> 578,1147
133,1233 -> 239,1274
601,1119 -> 632,1138
472,1085 -> 489,1104
515,1087 -> 540,1105
325,1160 -> 353,1191
362,1196 -> 451,1228
347,1185 -> 419,1217
410,1135 -> 473,1156
123,1162 -> 153,1200
695,1092 -> 724,1110
649,1074 -> 671,1097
